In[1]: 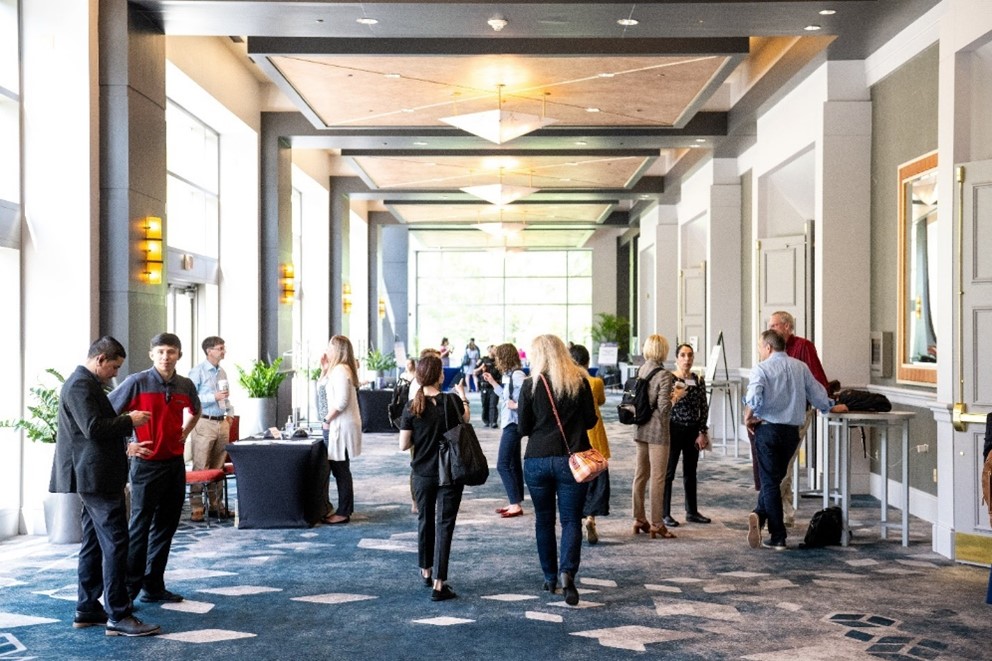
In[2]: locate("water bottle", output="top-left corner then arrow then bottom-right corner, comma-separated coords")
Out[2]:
284,415 -> 295,438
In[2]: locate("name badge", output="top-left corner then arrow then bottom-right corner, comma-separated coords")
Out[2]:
684,377 -> 697,387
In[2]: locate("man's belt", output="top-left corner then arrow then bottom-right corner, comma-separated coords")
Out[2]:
202,414 -> 227,422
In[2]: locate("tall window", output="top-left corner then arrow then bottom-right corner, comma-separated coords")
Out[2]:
416,250 -> 592,353
166,101 -> 219,257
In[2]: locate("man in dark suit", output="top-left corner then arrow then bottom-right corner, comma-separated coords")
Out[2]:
50,336 -> 160,637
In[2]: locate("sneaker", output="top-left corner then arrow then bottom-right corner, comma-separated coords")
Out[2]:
762,538 -> 788,551
138,588 -> 184,603
73,610 -> 108,628
431,585 -> 457,601
105,615 -> 161,637
747,512 -> 761,549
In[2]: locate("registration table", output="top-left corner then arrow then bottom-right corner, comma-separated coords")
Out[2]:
226,438 -> 329,528
357,389 -> 396,433
822,411 -> 916,546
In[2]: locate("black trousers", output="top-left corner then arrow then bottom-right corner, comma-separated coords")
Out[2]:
127,456 -> 185,596
664,422 -> 702,517
78,491 -> 131,621
328,453 -> 354,518
412,474 -> 463,581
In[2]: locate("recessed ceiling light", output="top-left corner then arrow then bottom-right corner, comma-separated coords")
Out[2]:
639,195 -> 652,200
356,17 -> 378,25
597,72 -> 615,78
585,107 -> 600,113
560,178 -> 572,182
819,9 -> 837,16
384,73 -> 401,79
401,108 -> 414,113
695,138 -> 706,143
413,141 -> 428,146
574,141 -> 588,146
617,18 -> 639,27
804,24 -> 822,31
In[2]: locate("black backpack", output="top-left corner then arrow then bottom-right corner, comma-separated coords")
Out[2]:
388,379 -> 411,429
800,506 -> 845,548
836,389 -> 892,412
617,367 -> 664,425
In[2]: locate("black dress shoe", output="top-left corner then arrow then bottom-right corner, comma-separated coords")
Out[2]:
431,585 -> 457,601
73,610 -> 108,628
542,580 -> 558,594
685,513 -> 711,524
105,615 -> 161,637
138,588 -> 184,603
560,572 -> 579,606
662,516 -> 680,528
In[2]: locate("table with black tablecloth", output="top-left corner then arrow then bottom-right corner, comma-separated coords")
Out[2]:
357,388 -> 396,433
226,438 -> 330,528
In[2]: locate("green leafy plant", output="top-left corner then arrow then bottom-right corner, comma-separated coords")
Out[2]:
365,347 -> 397,373
591,313 -> 631,357
308,366 -> 322,381
0,368 -> 65,443
236,357 -> 288,398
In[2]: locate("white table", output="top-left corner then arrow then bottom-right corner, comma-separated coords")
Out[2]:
822,411 -> 915,546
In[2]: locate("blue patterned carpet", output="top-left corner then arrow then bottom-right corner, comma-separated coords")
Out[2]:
1,393 -> 988,660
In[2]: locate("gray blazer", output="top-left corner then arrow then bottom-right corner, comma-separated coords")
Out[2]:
50,365 -> 134,494
634,360 -> 673,445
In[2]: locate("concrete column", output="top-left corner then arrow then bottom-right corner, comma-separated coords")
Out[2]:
708,160 -> 743,369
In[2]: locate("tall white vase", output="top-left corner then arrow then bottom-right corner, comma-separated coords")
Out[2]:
240,397 -> 276,436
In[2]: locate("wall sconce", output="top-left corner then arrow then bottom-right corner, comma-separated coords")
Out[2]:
377,297 -> 386,319
342,283 -> 353,315
280,263 -> 296,304
141,216 -> 163,284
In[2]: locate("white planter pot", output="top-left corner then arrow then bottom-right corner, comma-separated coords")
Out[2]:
44,492 -> 82,544
240,397 -> 276,436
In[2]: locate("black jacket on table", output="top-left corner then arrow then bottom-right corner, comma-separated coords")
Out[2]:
518,374 -> 597,459
50,365 -> 135,494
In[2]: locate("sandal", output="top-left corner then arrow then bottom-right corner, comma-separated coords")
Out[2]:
649,525 -> 677,539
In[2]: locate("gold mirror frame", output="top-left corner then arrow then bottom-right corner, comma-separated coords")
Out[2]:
896,151 -> 938,385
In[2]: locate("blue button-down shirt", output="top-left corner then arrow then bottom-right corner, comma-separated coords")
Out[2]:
744,351 -> 833,426
189,360 -> 229,417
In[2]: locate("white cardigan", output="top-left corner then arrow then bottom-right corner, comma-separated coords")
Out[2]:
319,364 -> 363,461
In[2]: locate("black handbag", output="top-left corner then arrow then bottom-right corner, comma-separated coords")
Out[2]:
438,394 -> 489,486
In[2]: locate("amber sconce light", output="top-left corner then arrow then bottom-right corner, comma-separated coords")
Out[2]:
280,263 -> 296,304
342,283 -> 353,315
378,297 -> 386,319
141,216 -> 163,284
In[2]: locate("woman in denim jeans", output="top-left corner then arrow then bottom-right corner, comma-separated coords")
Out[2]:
482,343 -> 528,518
517,334 -> 597,605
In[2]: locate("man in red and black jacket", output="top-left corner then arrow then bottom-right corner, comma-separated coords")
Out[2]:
109,332 -> 200,604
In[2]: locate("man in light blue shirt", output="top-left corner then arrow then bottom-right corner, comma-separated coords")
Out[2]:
187,336 -> 232,520
743,330 -> 847,550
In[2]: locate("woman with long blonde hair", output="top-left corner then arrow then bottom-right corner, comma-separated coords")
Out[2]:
631,334 -> 676,539
317,335 -> 363,525
517,334 -> 597,605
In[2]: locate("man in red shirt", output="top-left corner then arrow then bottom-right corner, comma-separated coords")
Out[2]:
768,311 -> 829,527
109,333 -> 200,603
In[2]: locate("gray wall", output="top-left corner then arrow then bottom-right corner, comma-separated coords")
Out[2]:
868,43 -> 939,496
740,169 -> 754,369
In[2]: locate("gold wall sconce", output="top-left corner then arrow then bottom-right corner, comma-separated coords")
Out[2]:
377,297 -> 386,319
342,283 -> 353,315
280,263 -> 296,304
141,216 -> 163,284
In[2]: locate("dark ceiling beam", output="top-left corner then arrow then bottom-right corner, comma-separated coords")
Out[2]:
248,37 -> 750,57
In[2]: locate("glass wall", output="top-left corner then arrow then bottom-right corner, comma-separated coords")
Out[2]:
166,101 -> 219,257
415,249 -> 592,356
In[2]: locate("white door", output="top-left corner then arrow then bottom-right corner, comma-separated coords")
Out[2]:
168,284 -> 198,375
956,159 -> 992,532
680,263 -> 706,352
757,232 -> 809,337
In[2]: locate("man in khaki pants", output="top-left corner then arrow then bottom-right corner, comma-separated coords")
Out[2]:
188,336 -> 232,520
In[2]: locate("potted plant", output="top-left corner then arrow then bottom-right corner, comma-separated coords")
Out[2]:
365,347 -> 397,390
591,313 -> 631,358
1,369 -> 82,543
236,357 -> 289,435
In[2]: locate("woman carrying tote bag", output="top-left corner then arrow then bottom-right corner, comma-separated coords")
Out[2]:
517,334 -> 597,605
399,354 -> 470,602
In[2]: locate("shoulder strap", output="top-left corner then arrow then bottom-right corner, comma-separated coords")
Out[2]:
539,374 -> 571,455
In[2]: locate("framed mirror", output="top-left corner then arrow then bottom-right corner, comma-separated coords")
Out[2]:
897,151 -> 938,385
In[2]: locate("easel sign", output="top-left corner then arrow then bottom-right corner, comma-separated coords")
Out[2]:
597,342 -> 619,366
703,332 -> 730,383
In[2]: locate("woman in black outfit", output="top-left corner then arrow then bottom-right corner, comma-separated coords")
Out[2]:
518,334 -> 597,605
398,354 -> 470,601
663,343 -> 712,528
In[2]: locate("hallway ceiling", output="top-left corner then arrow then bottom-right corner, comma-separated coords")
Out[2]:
132,0 -> 940,250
